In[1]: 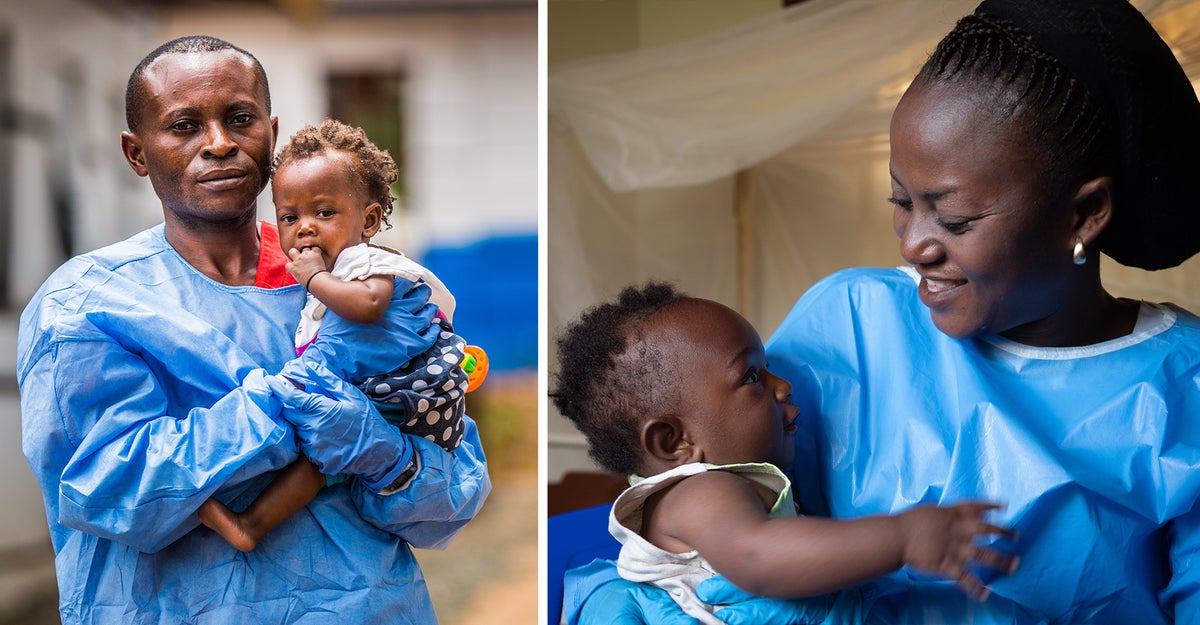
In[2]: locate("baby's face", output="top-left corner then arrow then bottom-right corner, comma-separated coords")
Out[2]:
642,298 -> 799,470
272,150 -> 381,265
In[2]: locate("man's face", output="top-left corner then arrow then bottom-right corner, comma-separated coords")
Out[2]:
122,50 -> 277,226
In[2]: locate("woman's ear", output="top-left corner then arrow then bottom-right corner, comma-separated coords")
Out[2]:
1070,176 -> 1114,245
641,416 -> 703,468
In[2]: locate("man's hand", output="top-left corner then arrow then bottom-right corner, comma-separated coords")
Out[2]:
267,359 -> 412,491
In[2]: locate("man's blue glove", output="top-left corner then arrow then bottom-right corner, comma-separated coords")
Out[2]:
299,281 -> 440,383
698,576 -> 836,625
568,561 -> 705,623
266,359 -> 412,492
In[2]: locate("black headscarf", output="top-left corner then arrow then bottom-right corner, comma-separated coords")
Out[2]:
977,0 -> 1200,270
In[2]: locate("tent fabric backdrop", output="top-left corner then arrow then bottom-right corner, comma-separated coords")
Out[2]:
549,0 -> 1200,335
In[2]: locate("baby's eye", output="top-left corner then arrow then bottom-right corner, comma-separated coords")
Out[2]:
317,209 -> 337,218
741,367 -> 761,384
279,214 -> 297,224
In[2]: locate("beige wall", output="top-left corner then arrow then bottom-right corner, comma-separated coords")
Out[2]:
549,0 -> 779,66
547,0 -> 785,480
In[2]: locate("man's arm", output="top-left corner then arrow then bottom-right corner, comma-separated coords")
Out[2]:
22,340 -> 296,554
349,417 -> 491,549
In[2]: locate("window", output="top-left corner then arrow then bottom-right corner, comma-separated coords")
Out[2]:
327,72 -> 406,208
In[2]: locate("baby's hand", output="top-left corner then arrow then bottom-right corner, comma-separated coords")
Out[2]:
286,247 -> 329,287
897,502 -> 1018,601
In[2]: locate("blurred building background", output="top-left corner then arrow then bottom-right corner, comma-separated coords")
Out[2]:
0,0 -> 537,623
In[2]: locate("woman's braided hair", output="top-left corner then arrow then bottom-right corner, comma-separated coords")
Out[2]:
918,12 -> 1117,200
550,282 -> 685,476
273,119 -> 399,228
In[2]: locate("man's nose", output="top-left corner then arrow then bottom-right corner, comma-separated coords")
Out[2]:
202,123 -> 238,158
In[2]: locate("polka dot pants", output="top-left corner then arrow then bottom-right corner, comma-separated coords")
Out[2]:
359,327 -> 470,452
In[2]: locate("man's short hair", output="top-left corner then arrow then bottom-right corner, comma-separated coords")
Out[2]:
125,35 -> 270,131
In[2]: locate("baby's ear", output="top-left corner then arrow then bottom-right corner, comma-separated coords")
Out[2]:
642,416 -> 702,467
363,202 -> 384,238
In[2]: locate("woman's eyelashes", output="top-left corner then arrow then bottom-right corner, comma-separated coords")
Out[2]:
889,197 -> 974,234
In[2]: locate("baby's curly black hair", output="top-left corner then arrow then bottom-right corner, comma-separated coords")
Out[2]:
273,119 -> 399,228
551,282 -> 686,476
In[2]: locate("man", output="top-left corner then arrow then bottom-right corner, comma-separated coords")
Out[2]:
18,36 -> 490,624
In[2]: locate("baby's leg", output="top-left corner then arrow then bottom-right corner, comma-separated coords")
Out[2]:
362,327 -> 470,451
197,457 -> 324,552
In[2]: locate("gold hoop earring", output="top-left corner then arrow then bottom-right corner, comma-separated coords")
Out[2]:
1072,237 -> 1087,265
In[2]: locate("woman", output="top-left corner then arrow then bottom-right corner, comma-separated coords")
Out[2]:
564,0 -> 1200,622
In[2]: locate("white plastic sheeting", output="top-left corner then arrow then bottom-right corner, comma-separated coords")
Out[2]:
548,0 -> 1200,340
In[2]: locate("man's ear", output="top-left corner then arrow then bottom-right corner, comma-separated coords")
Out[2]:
1070,176 -> 1114,246
641,416 -> 703,467
120,131 -> 148,177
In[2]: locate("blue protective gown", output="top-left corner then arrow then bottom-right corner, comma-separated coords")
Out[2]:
769,267 -> 1200,624
17,224 -> 491,624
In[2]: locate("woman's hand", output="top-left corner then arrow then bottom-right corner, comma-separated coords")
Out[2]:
572,577 -> 702,625
699,577 -> 834,625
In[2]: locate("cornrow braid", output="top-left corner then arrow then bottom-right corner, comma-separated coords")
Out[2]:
550,282 -> 685,476
918,13 -> 1116,195
273,119 -> 399,228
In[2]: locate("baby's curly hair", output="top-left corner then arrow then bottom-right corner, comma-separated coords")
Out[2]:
551,282 -> 686,476
273,119 -> 399,228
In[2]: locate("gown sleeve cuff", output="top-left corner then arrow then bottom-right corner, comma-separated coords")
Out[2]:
376,453 -> 421,495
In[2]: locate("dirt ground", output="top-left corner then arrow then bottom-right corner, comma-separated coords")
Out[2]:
416,468 -> 539,625
416,373 -> 540,625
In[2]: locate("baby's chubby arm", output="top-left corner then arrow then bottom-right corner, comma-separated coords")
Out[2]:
651,471 -> 1017,601
288,246 -> 394,323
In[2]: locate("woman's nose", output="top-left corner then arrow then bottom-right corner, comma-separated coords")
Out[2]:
895,207 -> 944,266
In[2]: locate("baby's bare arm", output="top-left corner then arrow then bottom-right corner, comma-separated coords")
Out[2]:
894,502 -> 1018,600
287,247 -> 394,324
652,472 -> 1015,600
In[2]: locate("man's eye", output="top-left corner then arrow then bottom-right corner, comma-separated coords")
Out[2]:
742,367 -> 760,384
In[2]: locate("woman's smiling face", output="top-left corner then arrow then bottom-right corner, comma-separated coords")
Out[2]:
889,78 -> 1080,342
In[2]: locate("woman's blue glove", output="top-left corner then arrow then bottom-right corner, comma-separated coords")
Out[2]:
570,578 -> 701,625
563,559 -> 699,625
267,359 -> 413,492
698,576 -> 835,625
299,281 -> 440,383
